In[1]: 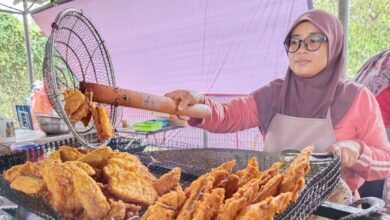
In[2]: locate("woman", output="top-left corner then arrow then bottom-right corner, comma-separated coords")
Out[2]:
354,48 -> 390,209
165,9 -> 390,198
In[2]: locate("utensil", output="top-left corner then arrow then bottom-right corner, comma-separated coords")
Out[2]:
35,114 -> 69,135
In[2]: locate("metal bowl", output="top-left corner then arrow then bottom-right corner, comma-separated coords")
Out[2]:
35,114 -> 69,135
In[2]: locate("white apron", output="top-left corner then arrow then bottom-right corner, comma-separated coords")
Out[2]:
264,110 -> 335,153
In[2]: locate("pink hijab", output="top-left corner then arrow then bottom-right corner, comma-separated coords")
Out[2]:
252,9 -> 361,134
354,48 -> 390,96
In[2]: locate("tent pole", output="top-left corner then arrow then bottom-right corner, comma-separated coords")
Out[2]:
338,0 -> 349,78
0,9 -> 22,14
22,0 -> 34,89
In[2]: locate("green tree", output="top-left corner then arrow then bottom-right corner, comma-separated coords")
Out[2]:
0,13 -> 47,123
313,0 -> 390,78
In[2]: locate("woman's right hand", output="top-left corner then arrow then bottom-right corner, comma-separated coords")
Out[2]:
165,90 -> 205,111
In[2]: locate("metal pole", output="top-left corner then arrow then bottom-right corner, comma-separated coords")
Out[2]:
338,0 -> 349,78
0,9 -> 23,14
203,130 -> 208,148
22,0 -> 34,89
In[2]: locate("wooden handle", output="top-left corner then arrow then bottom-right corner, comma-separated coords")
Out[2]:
80,82 -> 211,119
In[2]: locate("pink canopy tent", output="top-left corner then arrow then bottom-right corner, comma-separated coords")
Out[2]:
32,0 -> 311,95
31,0 -> 311,150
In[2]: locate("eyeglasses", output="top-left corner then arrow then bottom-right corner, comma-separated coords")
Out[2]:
284,34 -> 328,53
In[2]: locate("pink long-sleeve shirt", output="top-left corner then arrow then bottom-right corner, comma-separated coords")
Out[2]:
189,87 -> 390,193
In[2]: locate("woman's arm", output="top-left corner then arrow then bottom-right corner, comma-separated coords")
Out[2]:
188,95 -> 259,133
337,87 -> 390,180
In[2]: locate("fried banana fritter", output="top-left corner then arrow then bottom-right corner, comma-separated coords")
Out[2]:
153,167 -> 181,196
10,176 -> 46,194
91,103 -> 114,142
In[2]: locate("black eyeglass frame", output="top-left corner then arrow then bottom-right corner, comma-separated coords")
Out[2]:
284,34 -> 328,53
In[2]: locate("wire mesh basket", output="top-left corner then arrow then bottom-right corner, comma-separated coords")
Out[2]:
42,8 -> 117,148
140,147 -> 341,219
0,139 -> 340,219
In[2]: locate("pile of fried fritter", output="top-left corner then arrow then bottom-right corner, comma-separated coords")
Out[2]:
142,145 -> 313,220
64,89 -> 114,142
4,146 -> 181,220
4,145 -> 313,220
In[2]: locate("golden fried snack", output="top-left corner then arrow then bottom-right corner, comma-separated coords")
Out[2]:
72,167 -> 110,220
216,178 -> 261,220
177,161 -> 235,220
58,146 -> 85,162
91,103 -> 114,142
279,162 -> 308,202
106,200 -> 126,220
261,161 -> 282,178
64,89 -> 114,142
81,110 -> 92,127
4,164 -> 24,182
4,161 -> 43,182
104,168 -> 157,205
235,192 -> 292,220
287,145 -> 313,172
141,190 -> 186,220
220,174 -> 239,199
64,89 -> 85,116
10,176 -> 46,194
279,145 -> 312,201
64,161 -> 96,176
108,151 -> 157,182
153,167 -> 181,196
192,188 -> 225,220
207,160 -> 237,190
47,150 -> 62,163
105,199 -> 141,220
252,174 -> 283,203
69,91 -> 93,124
176,176 -> 206,220
41,163 -> 84,219
77,146 -> 113,168
103,155 -> 157,205
124,203 -> 142,219
214,160 -> 236,173
235,157 -> 261,188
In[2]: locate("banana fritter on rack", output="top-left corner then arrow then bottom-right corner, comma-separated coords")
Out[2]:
176,160 -> 234,220
141,190 -> 186,220
4,144 -> 314,220
3,146 -> 169,220
10,176 -> 46,194
153,167 -> 182,196
143,146 -> 313,220
279,145 -> 313,201
235,192 -> 293,220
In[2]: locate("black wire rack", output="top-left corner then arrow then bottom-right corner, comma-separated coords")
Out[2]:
0,138 -> 340,219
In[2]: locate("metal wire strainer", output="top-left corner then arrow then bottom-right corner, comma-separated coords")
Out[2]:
43,8 -> 116,148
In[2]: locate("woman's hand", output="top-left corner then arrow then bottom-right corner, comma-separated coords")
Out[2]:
165,90 -> 205,111
327,140 -> 362,167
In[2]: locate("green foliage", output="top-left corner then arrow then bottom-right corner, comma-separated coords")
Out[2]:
313,0 -> 390,78
0,13 -> 47,123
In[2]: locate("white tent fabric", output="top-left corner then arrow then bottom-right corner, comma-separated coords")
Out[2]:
32,0 -> 310,95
